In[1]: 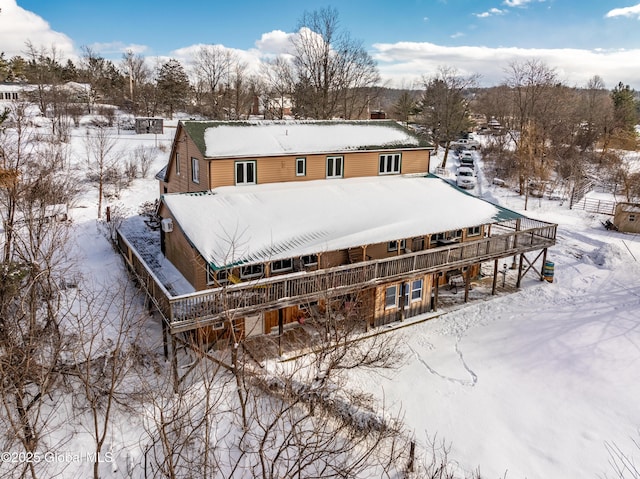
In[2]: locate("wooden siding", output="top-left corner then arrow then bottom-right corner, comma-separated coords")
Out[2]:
208,149 -> 430,188
164,126 -> 208,194
158,204 -> 207,290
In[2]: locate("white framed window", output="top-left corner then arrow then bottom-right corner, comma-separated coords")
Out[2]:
388,239 -> 406,252
207,266 -> 229,286
379,153 -> 401,175
467,226 -> 481,237
326,156 -> 343,178
191,157 -> 200,183
301,254 -> 318,267
236,160 -> 256,185
240,264 -> 264,279
385,285 -> 398,309
175,153 -> 180,175
271,259 -> 293,273
411,279 -> 423,302
296,157 -> 306,177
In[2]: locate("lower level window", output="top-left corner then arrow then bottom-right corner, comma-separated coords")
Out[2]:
385,285 -> 397,309
301,254 -> 318,266
207,266 -> 229,285
411,279 -> 423,302
271,259 -> 293,273
388,239 -> 406,252
240,264 -> 264,279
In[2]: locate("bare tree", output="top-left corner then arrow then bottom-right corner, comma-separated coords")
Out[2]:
419,66 -> 478,167
290,7 -> 380,119
121,49 -> 150,114
84,126 -> 118,219
191,45 -> 235,119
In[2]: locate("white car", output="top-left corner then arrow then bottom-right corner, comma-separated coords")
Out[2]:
456,167 -> 476,189
451,138 -> 480,150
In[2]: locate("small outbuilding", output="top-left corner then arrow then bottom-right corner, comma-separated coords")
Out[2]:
135,117 -> 163,134
613,202 -> 640,234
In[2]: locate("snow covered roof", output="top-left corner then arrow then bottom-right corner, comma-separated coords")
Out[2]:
181,120 -> 430,159
161,175 -> 522,269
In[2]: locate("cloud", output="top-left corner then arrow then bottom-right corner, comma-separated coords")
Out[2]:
450,32 -> 465,39
503,0 -> 542,6
605,4 -> 640,19
371,41 -> 640,88
475,8 -> 507,18
0,0 -> 75,59
254,30 -> 295,56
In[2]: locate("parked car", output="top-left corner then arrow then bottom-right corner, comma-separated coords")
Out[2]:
451,138 -> 480,150
456,167 -> 476,189
460,156 -> 476,171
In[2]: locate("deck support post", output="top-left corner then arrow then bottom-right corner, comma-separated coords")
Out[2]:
516,253 -> 525,288
171,335 -> 179,394
541,248 -> 548,281
491,259 -> 498,295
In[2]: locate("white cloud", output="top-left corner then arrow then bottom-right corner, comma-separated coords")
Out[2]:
0,0 -> 75,59
475,8 -> 507,18
371,41 -> 640,88
503,0 -> 538,6
605,4 -> 640,19
450,32 -> 465,39
254,30 -> 295,56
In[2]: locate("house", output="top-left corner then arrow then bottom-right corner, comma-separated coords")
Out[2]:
613,202 -> 640,233
119,119 -> 556,347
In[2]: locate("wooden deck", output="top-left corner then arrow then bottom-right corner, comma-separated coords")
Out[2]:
117,218 -> 557,334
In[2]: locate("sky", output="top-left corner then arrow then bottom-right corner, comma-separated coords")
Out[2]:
1,0 -> 640,88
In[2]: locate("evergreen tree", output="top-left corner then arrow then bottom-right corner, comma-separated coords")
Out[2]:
156,59 -> 190,119
611,82 -> 639,133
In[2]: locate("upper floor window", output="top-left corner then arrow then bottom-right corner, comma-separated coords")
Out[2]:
236,160 -> 256,185
175,153 -> 180,175
379,153 -> 401,175
191,157 -> 199,183
326,156 -> 343,179
296,157 -> 306,177
630,214 -> 636,222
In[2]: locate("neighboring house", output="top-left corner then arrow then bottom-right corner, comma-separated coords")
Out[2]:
0,83 -> 28,103
613,202 -> 640,233
121,119 -> 556,345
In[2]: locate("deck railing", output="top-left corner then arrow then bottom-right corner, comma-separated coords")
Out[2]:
117,218 -> 557,334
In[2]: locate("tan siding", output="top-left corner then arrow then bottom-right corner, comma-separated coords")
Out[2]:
206,148 -> 431,188
319,250 -> 349,269
165,127 -> 208,194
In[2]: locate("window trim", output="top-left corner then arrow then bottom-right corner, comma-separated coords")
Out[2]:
378,153 -> 402,175
326,156 -> 344,179
384,285 -> 398,310
191,157 -> 200,184
235,160 -> 257,185
175,152 -> 180,175
296,157 -> 306,177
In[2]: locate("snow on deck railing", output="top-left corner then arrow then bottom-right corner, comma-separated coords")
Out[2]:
162,219 -> 557,333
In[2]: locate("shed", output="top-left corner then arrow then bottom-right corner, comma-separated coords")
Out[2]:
613,202 -> 640,234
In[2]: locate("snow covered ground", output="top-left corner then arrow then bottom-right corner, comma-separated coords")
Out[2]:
5,117 -> 639,477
